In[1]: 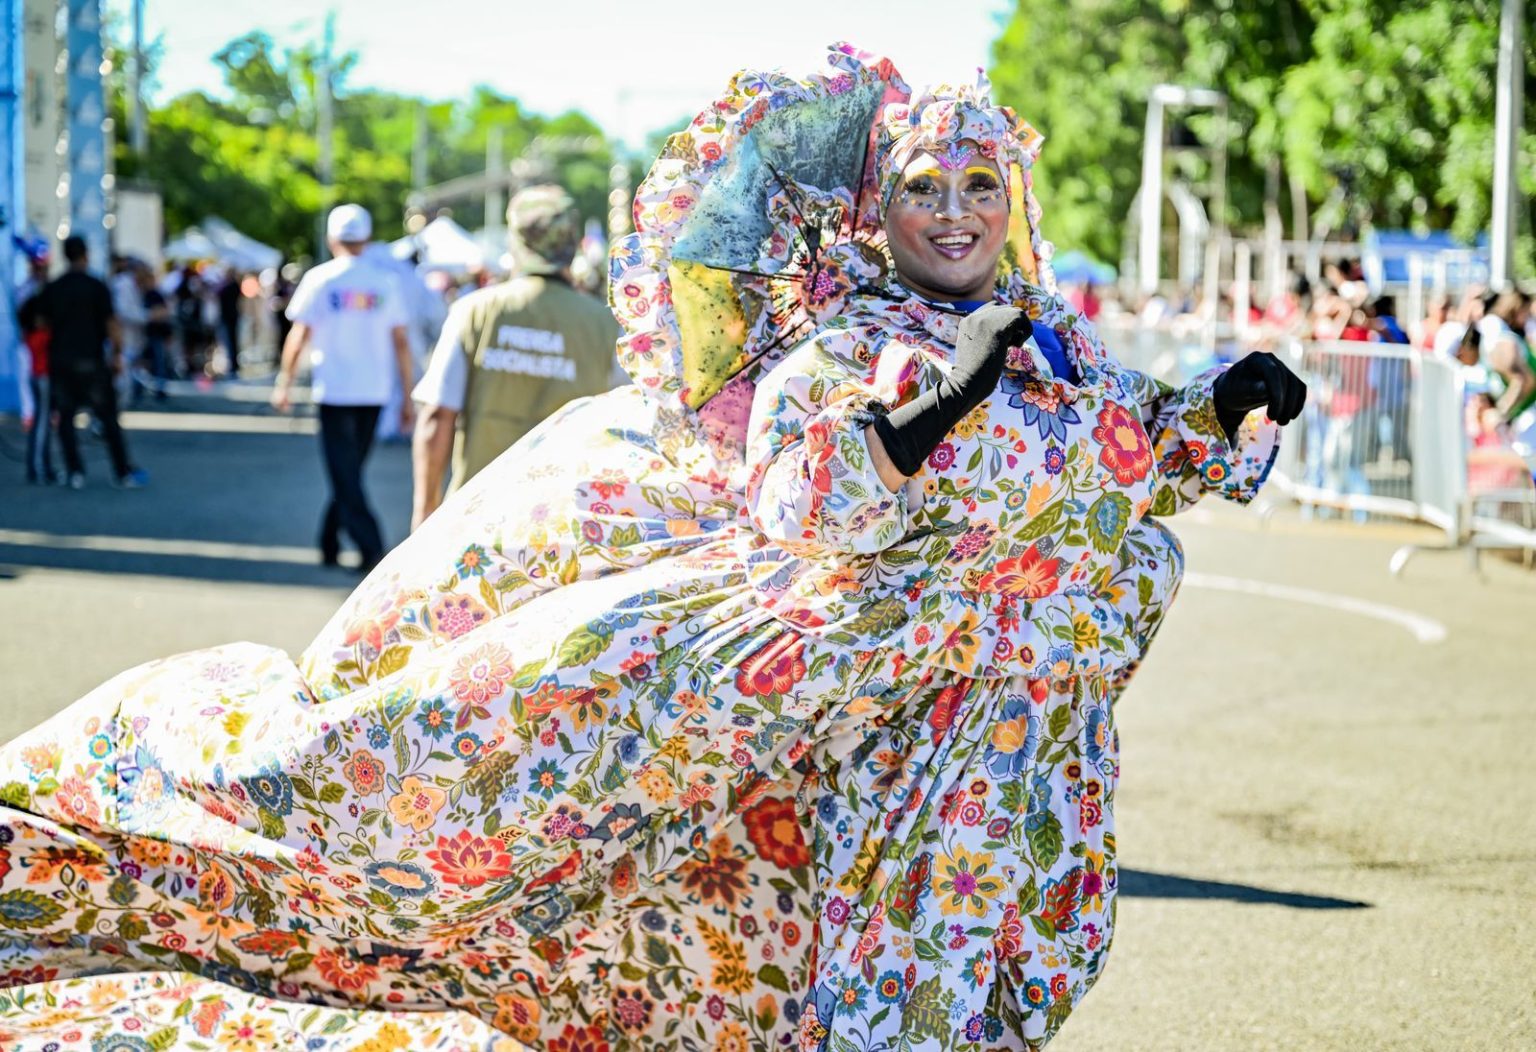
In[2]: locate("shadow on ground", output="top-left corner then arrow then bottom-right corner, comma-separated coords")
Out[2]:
1119,868 -> 1370,910
0,404 -> 411,588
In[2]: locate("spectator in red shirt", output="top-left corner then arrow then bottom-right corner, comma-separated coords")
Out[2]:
14,246 -> 58,484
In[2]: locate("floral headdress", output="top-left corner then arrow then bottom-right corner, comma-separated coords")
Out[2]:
609,46 -> 1065,472
875,74 -> 1043,217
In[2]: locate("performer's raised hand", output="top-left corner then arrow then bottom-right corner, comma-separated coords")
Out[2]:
1212,351 -> 1308,441
874,305 -> 1034,479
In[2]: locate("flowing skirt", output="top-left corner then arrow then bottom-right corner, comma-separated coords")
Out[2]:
0,387 -> 1184,1050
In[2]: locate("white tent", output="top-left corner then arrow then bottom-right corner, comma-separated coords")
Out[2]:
392,216 -> 485,273
162,227 -> 223,263
470,226 -> 515,275
201,217 -> 283,271
164,220 -> 282,272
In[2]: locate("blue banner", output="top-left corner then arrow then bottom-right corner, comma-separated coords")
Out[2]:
67,0 -> 106,275
0,0 -> 24,415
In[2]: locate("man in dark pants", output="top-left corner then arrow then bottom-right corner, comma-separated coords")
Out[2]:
217,268 -> 243,375
34,236 -> 148,490
272,205 -> 413,572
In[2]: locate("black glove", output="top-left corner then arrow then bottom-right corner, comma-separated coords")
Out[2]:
873,305 -> 1033,477
1211,351 -> 1308,443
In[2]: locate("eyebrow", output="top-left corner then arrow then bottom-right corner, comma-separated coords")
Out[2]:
965,166 -> 1001,179
904,168 -> 944,183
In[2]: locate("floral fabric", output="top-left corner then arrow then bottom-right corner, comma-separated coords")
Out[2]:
0,288 -> 1273,1049
0,43 -> 1281,1052
0,971 -> 516,1051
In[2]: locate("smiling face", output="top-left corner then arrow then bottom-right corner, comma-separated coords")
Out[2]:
883,140 -> 1009,303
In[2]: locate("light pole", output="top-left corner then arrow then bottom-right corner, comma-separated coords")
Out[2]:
128,0 -> 145,157
1137,92 -> 1166,298
1490,0 -> 1524,288
315,9 -> 335,260
484,125 -> 504,249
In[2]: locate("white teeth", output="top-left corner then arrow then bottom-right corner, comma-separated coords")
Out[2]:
932,234 -> 976,247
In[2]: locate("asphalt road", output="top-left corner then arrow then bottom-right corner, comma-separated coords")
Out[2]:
0,389 -> 1531,1050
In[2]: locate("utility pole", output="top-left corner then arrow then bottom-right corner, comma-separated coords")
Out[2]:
411,99 -> 427,192
128,0 -> 145,157
1137,85 -> 1226,298
1491,0 -> 1524,288
315,9 -> 335,260
484,125 -> 503,248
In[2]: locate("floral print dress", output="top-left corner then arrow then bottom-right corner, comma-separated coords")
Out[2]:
0,277 -> 1276,1051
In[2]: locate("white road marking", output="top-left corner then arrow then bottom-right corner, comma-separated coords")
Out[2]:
1185,571 -> 1448,644
0,528 -> 341,567
120,412 -> 317,435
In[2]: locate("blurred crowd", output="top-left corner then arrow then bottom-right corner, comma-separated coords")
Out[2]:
1066,258 -> 1536,457
16,219 -> 1536,536
1061,258 -> 1536,530
91,246 -> 599,397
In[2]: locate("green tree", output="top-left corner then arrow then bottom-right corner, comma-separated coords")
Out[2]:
111,30 -> 624,263
212,32 -> 297,117
1276,1 -> 1536,270
990,0 -> 1535,274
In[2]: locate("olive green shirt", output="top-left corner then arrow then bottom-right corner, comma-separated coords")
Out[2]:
416,276 -> 621,491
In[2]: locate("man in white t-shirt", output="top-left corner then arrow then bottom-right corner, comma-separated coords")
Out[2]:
365,241 -> 446,442
271,204 -> 414,572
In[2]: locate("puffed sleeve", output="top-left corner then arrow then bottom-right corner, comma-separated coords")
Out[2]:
1120,365 -> 1281,516
744,327 -> 912,556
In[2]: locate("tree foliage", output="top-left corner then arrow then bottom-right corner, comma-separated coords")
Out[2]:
113,32 -> 618,262
991,0 -> 1536,274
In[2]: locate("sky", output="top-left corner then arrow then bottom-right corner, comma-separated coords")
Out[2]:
120,0 -> 1013,149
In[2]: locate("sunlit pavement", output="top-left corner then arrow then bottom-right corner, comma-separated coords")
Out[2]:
1,393 -> 1532,1050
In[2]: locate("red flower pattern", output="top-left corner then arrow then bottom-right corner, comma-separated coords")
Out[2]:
733,633 -> 808,697
741,795 -> 811,869
1091,403 -> 1153,486
426,829 -> 514,889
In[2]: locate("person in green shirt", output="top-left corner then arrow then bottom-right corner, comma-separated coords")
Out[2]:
1479,289 -> 1536,425
411,185 -> 623,530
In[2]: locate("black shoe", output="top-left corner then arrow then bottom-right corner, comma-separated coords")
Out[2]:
320,550 -> 341,568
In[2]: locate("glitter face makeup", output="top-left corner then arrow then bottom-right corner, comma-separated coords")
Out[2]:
897,169 -> 943,210
884,141 -> 1009,303
935,141 -> 976,172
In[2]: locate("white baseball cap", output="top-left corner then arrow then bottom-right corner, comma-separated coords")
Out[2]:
326,203 -> 372,243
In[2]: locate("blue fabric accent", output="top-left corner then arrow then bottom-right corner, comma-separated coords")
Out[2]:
1029,324 -> 1079,384
946,299 -> 1080,383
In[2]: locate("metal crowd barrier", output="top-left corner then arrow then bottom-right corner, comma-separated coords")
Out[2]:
1096,318 -> 1536,573
1272,340 -> 1460,536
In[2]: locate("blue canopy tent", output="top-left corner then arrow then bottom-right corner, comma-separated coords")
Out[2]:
1051,249 -> 1117,286
1363,230 -> 1490,291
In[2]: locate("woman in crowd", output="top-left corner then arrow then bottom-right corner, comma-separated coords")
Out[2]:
0,46 -> 1301,1051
